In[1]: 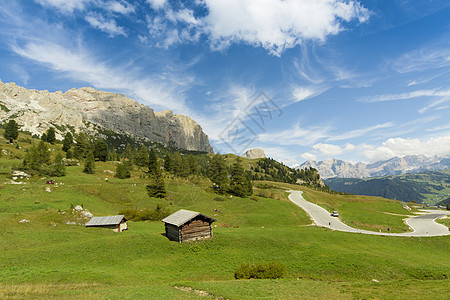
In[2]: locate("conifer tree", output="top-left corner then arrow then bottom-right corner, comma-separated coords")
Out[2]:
93,139 -> 108,161
62,132 -> 73,152
208,154 -> 229,194
83,151 -> 95,174
147,148 -> 158,174
135,145 -> 149,168
229,157 -> 252,197
122,144 -> 135,162
51,152 -> 66,177
146,167 -> 166,198
46,127 -> 56,144
163,154 -> 173,172
115,160 -> 131,179
4,119 -> 19,143
37,140 -> 51,166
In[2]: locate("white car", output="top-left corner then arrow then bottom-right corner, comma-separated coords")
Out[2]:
331,211 -> 339,217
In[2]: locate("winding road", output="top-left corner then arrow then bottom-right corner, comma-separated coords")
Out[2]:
288,190 -> 450,237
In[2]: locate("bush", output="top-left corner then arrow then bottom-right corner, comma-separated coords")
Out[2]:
234,262 -> 285,279
119,204 -> 170,221
214,196 -> 225,201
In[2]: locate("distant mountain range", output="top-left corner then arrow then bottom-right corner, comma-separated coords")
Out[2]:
324,170 -> 450,204
298,155 -> 450,179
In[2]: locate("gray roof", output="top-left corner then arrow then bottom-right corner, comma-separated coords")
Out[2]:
162,209 -> 216,227
85,215 -> 127,227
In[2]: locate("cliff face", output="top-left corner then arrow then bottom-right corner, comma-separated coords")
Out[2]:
0,80 -> 213,153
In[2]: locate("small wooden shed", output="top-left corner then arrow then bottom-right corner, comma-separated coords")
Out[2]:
162,209 -> 216,242
85,215 -> 128,232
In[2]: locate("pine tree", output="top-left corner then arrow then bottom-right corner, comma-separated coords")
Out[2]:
229,157 -> 252,197
51,152 -> 66,177
83,151 -> 95,174
62,132 -> 73,152
73,133 -> 91,159
37,140 -> 51,166
122,144 -> 135,163
163,154 -> 173,172
4,119 -> 19,143
115,160 -> 131,179
147,148 -> 158,174
208,154 -> 229,194
93,139 -> 108,161
41,133 -> 48,142
135,145 -> 149,168
146,167 -> 166,198
46,127 -> 56,144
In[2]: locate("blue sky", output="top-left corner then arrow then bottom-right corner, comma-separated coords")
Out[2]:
1,0 -> 450,165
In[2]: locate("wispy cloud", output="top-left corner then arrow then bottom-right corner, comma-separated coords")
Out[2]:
103,1 -> 135,14
361,89 -> 439,103
258,122 -> 330,146
328,122 -> 395,141
85,13 -> 127,37
34,0 -> 92,13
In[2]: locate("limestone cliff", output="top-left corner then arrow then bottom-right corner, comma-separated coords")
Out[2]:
0,80 -> 213,153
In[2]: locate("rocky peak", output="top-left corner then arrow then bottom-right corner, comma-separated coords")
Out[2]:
242,148 -> 266,159
0,81 -> 213,153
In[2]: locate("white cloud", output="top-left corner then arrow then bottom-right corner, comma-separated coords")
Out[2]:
364,136 -> 450,162
258,122 -> 330,146
312,143 -> 343,156
301,152 -> 317,161
393,47 -> 450,73
328,122 -> 395,141
104,1 -> 135,14
147,0 -> 167,10
85,13 -> 127,37
292,86 -> 321,102
361,89 -> 439,103
11,40 -> 191,114
200,0 -> 369,56
34,0 -> 92,13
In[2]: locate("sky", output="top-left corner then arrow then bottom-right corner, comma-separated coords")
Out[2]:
1,0 -> 450,166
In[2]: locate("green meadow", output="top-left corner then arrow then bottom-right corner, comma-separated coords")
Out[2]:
0,136 -> 449,299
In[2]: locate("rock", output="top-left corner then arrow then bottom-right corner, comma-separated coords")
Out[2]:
0,81 -> 213,153
242,148 -> 266,159
19,219 -> 30,223
45,187 -> 51,192
73,205 -> 84,212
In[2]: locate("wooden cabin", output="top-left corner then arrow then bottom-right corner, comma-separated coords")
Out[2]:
162,209 -> 216,242
85,215 -> 128,232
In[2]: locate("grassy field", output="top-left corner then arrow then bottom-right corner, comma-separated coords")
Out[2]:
1,137 -> 449,299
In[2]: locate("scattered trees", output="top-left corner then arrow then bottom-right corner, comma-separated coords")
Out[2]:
208,154 -> 229,194
62,132 -> 73,152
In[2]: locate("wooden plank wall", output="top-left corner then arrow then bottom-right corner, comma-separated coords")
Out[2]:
165,224 -> 181,242
181,219 -> 211,242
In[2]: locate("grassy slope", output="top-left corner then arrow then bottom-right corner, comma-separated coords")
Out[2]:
0,135 -> 449,299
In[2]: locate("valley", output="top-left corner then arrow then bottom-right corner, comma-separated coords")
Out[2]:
0,130 -> 449,299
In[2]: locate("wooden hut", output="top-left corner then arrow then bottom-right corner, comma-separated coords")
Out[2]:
162,209 -> 216,242
85,215 -> 128,232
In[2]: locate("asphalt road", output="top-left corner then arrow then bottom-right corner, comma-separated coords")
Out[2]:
288,190 -> 450,237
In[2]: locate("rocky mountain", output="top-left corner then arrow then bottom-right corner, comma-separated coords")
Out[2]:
298,155 -> 450,179
242,148 -> 266,159
0,80 -> 213,153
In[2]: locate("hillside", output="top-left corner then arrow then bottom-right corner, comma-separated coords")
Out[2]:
1,131 -> 449,298
325,170 -> 450,204
0,80 -> 212,153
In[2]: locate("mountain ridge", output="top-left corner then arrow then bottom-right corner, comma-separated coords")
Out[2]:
0,80 -> 213,153
298,155 -> 450,179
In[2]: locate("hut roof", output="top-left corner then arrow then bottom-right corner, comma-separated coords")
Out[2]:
162,209 -> 216,227
85,215 -> 127,227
